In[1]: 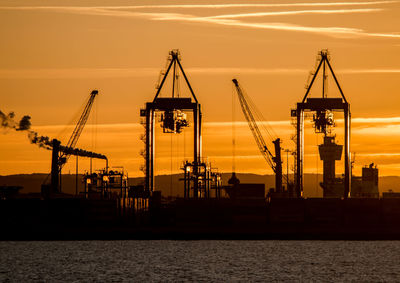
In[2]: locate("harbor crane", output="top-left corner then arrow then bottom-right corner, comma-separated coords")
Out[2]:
232,79 -> 284,192
42,90 -> 101,193
58,90 -> 99,170
140,50 -> 201,195
291,50 -> 350,198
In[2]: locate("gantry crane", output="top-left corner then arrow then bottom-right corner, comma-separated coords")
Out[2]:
291,50 -> 350,198
232,79 -> 283,192
140,50 -> 201,195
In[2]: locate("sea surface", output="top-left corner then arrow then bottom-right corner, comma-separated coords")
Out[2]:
1,240 -> 400,282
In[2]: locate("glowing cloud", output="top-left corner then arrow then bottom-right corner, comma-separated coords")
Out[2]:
0,2 -> 399,39
207,8 -> 383,19
1,67 -> 400,79
0,1 -> 397,10
144,12 -> 400,39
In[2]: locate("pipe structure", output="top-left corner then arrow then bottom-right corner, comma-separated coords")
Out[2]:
49,138 -> 108,193
59,145 -> 107,160
51,139 -> 61,193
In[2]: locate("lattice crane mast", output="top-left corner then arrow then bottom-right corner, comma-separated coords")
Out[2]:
58,90 -> 98,168
232,79 -> 283,192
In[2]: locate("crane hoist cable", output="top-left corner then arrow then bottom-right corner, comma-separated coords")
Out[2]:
242,90 -> 278,142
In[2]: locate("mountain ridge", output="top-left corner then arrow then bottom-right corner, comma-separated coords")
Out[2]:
1,173 -> 400,198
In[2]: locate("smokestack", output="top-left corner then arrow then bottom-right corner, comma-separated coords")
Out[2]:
1,110 -> 107,191
51,139 -> 61,193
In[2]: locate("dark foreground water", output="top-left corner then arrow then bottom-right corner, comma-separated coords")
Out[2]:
1,240 -> 400,282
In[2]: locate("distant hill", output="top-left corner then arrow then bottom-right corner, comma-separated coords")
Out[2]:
0,173 -> 84,196
2,173 -> 400,198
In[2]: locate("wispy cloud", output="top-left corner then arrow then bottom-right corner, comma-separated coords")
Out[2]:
127,1 -> 397,9
205,121 -> 291,127
145,12 -> 400,39
353,124 -> 400,136
0,1 -> 396,10
0,68 -> 159,79
31,116 -> 400,129
341,68 -> 400,73
352,117 -> 400,123
1,67 -> 399,79
208,8 -> 382,19
187,67 -> 307,74
357,153 -> 400,156
0,2 -> 398,39
195,67 -> 400,74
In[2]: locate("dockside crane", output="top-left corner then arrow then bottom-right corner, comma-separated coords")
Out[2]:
58,90 -> 99,170
42,90 -> 101,193
232,79 -> 284,192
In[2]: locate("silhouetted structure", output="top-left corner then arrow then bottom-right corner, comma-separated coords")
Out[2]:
351,163 -> 379,198
232,78 -> 284,194
44,138 -> 107,194
140,50 -> 200,194
140,50 -> 220,198
319,136 -> 344,197
292,50 -> 351,198
58,90 -> 99,172
0,186 -> 22,199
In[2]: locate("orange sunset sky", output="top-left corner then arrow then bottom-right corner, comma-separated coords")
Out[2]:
1,0 -> 400,179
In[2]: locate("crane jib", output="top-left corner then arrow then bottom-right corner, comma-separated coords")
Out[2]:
232,79 -> 286,190
59,90 -> 99,168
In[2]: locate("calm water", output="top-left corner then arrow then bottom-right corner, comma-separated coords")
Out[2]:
1,240 -> 400,282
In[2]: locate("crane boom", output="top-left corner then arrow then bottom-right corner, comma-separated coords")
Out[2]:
42,90 -> 101,192
66,90 -> 98,149
232,79 -> 275,170
59,90 -> 98,167
232,79 -> 283,192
